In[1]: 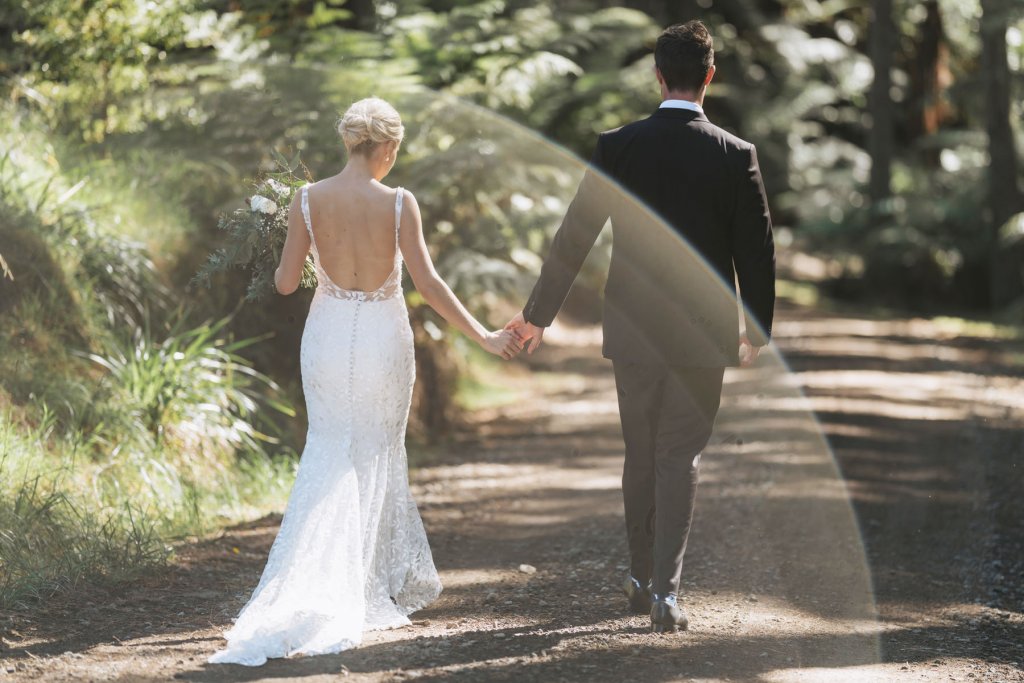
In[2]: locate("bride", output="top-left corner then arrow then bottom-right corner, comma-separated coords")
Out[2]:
209,97 -> 522,666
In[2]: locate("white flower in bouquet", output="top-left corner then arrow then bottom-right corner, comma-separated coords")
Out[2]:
195,162 -> 315,302
265,178 -> 290,197
250,195 -> 278,215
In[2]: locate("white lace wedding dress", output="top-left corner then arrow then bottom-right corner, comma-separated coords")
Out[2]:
209,186 -> 442,666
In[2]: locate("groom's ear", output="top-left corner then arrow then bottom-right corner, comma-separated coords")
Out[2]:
703,64 -> 716,87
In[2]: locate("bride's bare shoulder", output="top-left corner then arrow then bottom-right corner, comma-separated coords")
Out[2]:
382,185 -> 417,207
303,177 -> 331,200
372,181 -> 406,198
310,175 -> 339,189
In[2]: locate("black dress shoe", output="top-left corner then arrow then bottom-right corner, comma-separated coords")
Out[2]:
650,595 -> 688,633
621,574 -> 652,615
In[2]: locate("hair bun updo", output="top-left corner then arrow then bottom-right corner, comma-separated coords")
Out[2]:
337,97 -> 405,155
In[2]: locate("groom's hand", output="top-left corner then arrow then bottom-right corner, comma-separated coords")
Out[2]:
739,333 -> 762,367
505,312 -> 545,355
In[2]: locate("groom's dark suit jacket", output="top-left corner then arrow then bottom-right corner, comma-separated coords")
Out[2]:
523,107 -> 775,367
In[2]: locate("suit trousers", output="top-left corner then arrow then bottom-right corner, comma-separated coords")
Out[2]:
612,361 -> 725,597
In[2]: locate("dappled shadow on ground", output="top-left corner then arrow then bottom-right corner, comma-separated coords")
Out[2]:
775,309 -> 1024,604
770,307 -> 1024,672
182,626 -> 886,683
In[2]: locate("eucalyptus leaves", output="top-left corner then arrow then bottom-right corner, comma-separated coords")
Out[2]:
194,156 -> 317,301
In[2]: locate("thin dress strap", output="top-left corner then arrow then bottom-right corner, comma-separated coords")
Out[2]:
300,185 -> 318,259
393,187 -> 404,249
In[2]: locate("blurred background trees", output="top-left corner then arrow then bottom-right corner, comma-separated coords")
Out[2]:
0,0 -> 1021,604
4,0 -> 1022,311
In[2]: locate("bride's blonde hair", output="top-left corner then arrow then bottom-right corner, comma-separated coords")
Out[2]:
337,97 -> 405,156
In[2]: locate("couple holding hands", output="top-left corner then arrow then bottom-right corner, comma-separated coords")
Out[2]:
210,19 -> 774,667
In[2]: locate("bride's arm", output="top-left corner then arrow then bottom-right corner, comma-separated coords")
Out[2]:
399,190 -> 521,359
274,195 -> 312,295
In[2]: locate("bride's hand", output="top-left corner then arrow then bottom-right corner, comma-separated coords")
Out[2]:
481,329 -> 523,360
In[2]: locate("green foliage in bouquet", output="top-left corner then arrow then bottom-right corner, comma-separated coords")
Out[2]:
193,153 -> 317,302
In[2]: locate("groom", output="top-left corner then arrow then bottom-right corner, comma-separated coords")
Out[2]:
507,20 -> 775,633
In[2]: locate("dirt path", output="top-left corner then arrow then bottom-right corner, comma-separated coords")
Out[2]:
2,303 -> 1023,682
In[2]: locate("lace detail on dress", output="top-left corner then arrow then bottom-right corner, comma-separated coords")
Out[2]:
300,185 -> 404,302
209,184 -> 441,667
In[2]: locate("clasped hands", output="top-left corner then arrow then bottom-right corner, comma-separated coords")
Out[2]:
480,312 -> 542,360
487,312 -> 761,367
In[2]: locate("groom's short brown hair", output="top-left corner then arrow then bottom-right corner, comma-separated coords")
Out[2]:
655,21 -> 715,93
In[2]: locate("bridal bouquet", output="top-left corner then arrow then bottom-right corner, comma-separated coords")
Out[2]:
194,157 -> 317,301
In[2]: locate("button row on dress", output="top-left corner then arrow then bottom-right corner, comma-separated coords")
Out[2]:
347,301 -> 361,410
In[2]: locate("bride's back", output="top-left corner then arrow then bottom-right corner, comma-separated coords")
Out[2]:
306,176 -> 400,293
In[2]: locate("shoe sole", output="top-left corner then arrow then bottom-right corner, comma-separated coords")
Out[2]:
651,622 -> 687,634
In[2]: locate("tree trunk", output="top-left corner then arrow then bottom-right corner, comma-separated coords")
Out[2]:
980,0 -> 1023,307
867,0 -> 895,208
343,0 -> 377,31
408,305 -> 458,442
909,0 -> 952,163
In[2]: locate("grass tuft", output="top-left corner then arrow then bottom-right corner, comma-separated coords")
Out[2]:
0,107 -> 298,609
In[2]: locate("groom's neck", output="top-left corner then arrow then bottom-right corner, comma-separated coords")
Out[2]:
663,89 -> 704,106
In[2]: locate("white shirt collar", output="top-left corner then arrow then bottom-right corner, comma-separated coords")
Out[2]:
660,99 -> 703,114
